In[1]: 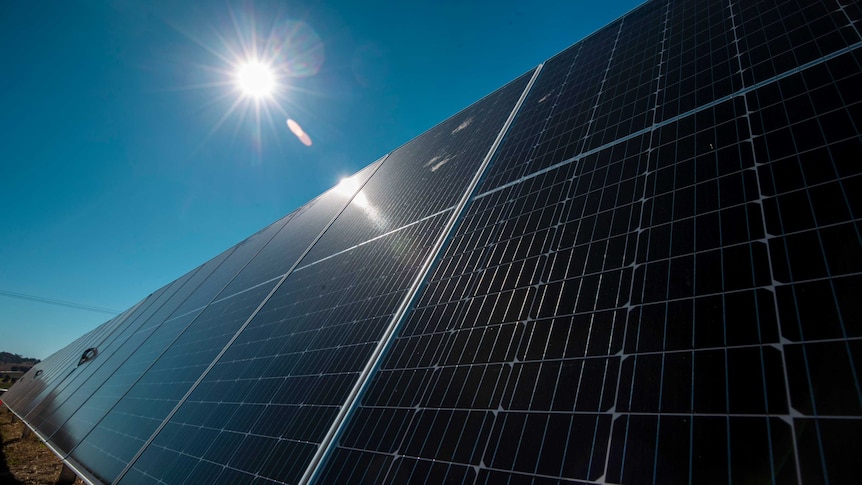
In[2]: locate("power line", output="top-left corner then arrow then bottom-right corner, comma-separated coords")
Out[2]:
0,289 -> 121,315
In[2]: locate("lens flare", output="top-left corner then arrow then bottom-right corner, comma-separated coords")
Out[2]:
286,118 -> 312,146
272,21 -> 325,78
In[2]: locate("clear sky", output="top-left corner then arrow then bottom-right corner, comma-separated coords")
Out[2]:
0,0 -> 642,359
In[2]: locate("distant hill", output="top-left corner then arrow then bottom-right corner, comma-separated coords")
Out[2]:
0,352 -> 40,372
0,352 -> 39,364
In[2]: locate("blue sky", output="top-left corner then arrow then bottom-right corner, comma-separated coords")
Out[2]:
0,0 -> 642,359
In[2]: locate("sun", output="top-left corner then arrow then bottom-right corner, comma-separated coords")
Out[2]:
236,60 -> 275,98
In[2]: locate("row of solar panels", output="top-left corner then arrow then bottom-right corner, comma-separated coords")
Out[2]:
5,0 -> 862,483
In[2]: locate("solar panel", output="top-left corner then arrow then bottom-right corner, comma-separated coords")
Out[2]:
5,298 -> 152,417
316,0 -> 862,483
3,0 -> 861,483
120,71 -> 536,485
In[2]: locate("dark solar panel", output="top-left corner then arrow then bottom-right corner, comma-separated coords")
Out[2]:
3,319 -> 115,416
119,71 -> 536,484
3,0 -> 861,483
70,280 -> 281,483
216,159 -> 383,298
26,271 -> 202,441
301,71 -> 533,263
316,0 -> 862,483
4,296 -> 154,417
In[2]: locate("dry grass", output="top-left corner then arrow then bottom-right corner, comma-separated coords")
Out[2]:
1,405 -> 85,485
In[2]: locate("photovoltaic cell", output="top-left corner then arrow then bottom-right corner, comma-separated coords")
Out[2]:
3,0 -> 861,483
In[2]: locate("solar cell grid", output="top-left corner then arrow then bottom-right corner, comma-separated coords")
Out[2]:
54,311 -> 202,452
320,120 -> 653,485
4,297 -> 152,417
583,0 -> 666,150
477,21 -> 621,192
742,47 -> 862,485
735,0 -> 861,86
301,72 -> 532,264
69,280 -> 280,483
170,211 -> 295,316
120,70 -> 537,485
36,248 -> 244,451
125,216 -> 449,484
217,159 -> 382,299
658,0 -> 741,121
26,269 -> 202,442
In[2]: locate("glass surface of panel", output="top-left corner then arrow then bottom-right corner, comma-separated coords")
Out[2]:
318,1 -> 861,483
124,215 -> 449,484
170,213 -> 291,317
5,291 -> 161,418
216,159 -> 381,298
735,0 -> 860,86
655,0 -> 743,121
68,280 -> 278,483
477,19 -> 623,193
34,248 -> 236,452
2,320 -> 117,416
300,72 -> 532,263
320,134 -> 649,483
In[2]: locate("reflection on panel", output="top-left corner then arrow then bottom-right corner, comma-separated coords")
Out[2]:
319,1 -> 862,484
121,70 -> 535,484
69,280 -> 279,483
4,294 -> 156,418
37,248 -> 235,451
25,269 -> 201,438
477,20 -> 621,192
301,71 -> 533,263
124,215 -> 449,484
217,159 -> 382,299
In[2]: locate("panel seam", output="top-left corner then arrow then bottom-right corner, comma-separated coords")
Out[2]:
299,64 -> 544,485
112,155 -> 388,485
471,40 -> 862,202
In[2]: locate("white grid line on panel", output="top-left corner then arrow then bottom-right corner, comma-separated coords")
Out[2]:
112,155 -> 389,485
300,64 -> 544,485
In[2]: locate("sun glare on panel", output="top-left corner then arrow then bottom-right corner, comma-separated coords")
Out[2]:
237,60 -> 275,98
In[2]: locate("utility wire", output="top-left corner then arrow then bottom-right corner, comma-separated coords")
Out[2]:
0,289 -> 121,315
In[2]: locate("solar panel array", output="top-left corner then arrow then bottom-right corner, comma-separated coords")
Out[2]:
4,0 -> 861,483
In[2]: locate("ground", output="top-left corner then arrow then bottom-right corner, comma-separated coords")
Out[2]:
0,405 -> 85,485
